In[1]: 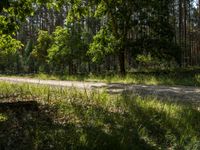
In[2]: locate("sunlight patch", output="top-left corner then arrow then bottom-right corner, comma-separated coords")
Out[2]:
0,113 -> 8,122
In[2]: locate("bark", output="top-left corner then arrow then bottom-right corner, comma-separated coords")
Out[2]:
119,48 -> 126,76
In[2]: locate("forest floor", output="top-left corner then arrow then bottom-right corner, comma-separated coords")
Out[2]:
0,77 -> 200,105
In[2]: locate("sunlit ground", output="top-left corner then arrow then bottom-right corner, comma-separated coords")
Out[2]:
0,82 -> 199,149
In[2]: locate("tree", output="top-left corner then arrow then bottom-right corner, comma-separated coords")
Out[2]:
1,0 -> 200,74
32,30 -> 53,73
48,24 -> 86,74
70,0 -> 134,75
0,34 -> 23,72
70,0 -> 180,75
88,27 -> 118,62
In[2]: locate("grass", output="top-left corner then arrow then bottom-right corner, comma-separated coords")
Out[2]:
2,68 -> 200,86
0,113 -> 7,122
0,81 -> 199,149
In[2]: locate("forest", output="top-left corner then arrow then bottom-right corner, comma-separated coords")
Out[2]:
1,0 -> 200,75
0,0 -> 200,149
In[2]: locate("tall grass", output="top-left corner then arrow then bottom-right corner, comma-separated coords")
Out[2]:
0,81 -> 199,149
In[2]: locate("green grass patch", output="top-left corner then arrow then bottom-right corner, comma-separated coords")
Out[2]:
0,113 -> 8,122
0,82 -> 199,149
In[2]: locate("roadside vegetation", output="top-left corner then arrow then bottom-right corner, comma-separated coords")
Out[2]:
2,68 -> 200,87
0,82 -> 199,149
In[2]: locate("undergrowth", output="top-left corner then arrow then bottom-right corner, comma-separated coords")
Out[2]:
0,82 -> 199,149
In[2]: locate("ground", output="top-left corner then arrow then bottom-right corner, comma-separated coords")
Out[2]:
0,77 -> 199,149
0,77 -> 200,105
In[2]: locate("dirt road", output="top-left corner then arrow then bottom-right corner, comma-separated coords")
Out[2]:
0,77 -> 200,104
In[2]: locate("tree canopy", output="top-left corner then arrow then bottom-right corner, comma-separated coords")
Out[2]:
0,0 -> 199,75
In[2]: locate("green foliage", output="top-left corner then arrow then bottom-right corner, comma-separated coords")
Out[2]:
0,34 -> 23,71
94,1 -> 107,17
0,0 -> 10,12
0,0 -> 63,34
69,0 -> 179,74
66,0 -> 88,23
136,54 -> 153,64
48,26 -> 72,64
31,30 -> 52,72
0,113 -> 8,122
0,0 -> 192,74
131,37 -> 181,65
33,30 -> 52,63
48,24 -> 87,70
88,27 -> 118,62
0,15 -> 19,35
0,0 -> 35,34
22,39 -> 35,72
0,34 -> 22,54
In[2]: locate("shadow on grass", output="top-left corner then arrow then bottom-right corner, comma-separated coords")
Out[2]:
120,93 -> 200,149
0,95 -> 199,150
0,101 -> 154,150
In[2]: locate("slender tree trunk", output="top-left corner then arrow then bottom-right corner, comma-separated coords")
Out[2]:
179,0 -> 184,66
119,49 -> 126,76
68,61 -> 74,75
199,0 -> 200,27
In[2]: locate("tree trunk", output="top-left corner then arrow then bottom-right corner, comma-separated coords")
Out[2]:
119,49 -> 126,76
199,0 -> 200,27
68,61 -> 73,75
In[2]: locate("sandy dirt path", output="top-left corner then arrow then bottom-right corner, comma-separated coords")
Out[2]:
0,77 -> 200,105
